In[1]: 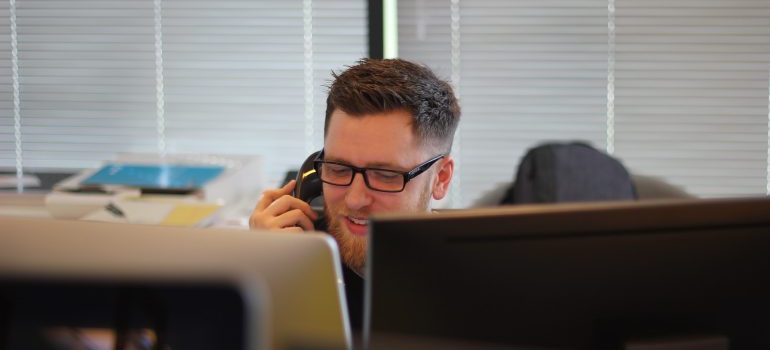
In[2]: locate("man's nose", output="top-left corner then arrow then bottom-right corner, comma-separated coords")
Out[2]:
345,173 -> 373,210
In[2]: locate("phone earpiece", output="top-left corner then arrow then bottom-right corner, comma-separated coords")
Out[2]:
294,150 -> 325,227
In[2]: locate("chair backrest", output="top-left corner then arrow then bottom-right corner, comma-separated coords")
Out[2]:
500,142 -> 637,205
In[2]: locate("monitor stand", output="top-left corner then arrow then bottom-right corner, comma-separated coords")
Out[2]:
625,335 -> 729,350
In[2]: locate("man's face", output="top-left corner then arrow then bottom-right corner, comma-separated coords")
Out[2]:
322,108 -> 451,275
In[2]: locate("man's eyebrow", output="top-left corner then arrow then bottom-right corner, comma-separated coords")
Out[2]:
368,161 -> 405,170
323,157 -> 406,171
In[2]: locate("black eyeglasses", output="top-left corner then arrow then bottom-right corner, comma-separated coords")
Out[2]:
313,150 -> 445,193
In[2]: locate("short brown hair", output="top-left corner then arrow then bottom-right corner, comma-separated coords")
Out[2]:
324,58 -> 461,152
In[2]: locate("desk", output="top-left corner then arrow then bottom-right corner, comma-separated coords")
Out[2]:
0,191 -> 257,228
0,192 -> 51,218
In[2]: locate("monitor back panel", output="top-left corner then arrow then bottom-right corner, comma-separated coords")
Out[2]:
367,198 -> 770,350
0,281 -> 244,350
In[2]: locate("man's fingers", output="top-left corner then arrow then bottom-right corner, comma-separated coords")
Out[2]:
255,180 -> 296,211
279,178 -> 297,193
264,194 -> 318,221
282,226 -> 304,234
250,180 -> 320,232
270,209 -> 315,231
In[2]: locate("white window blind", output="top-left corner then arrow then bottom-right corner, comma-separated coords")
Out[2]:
13,0 -> 158,170
2,0 -> 366,188
613,0 -> 770,197
161,1 -> 309,186
0,3 -> 13,169
399,0 -> 770,206
400,0 -> 609,207
311,1 -> 368,152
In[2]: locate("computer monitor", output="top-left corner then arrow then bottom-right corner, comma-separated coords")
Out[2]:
0,217 -> 351,350
366,197 -> 770,350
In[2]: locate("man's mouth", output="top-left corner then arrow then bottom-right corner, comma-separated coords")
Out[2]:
344,215 -> 369,236
349,216 -> 367,225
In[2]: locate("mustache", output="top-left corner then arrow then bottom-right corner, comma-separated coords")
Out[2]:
324,207 -> 370,219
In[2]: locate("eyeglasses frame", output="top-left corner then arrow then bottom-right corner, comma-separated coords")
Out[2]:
312,150 -> 446,193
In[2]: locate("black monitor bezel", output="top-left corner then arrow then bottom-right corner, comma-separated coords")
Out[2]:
366,197 -> 770,349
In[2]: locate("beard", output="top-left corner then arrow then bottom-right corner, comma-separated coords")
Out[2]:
325,182 -> 433,276
327,217 -> 368,275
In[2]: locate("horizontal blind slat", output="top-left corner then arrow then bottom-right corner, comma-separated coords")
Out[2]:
399,0 -> 770,205
1,0 -> 367,183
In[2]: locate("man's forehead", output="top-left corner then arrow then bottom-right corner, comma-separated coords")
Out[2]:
325,110 -> 410,139
327,108 -> 414,128
323,108 -> 434,163
322,146 -> 430,169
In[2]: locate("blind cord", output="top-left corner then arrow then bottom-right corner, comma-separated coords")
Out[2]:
154,0 -> 166,156
303,0 -> 315,155
606,0 -> 616,156
450,0 -> 462,207
10,0 -> 23,193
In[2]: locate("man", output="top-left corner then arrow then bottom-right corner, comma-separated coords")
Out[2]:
249,58 -> 460,330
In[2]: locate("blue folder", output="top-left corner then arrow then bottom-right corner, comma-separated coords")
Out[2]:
81,163 -> 225,190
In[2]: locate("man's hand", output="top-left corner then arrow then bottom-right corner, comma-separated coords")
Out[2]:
249,180 -> 319,233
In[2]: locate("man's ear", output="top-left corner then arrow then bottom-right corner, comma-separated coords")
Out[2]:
431,156 -> 454,200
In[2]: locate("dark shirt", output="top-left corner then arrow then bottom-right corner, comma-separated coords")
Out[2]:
342,263 -> 364,331
315,219 -> 364,332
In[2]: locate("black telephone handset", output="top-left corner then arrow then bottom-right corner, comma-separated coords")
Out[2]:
293,150 -> 326,229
